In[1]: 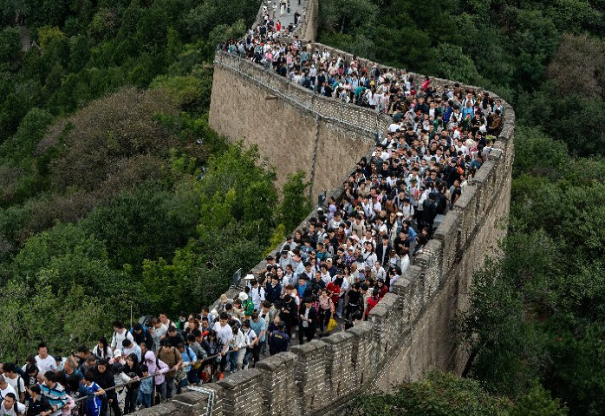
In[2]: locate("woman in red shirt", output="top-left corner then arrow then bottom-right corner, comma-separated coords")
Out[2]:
365,288 -> 381,320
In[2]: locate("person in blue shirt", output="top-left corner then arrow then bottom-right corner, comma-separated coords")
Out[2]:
82,371 -> 105,416
249,312 -> 266,367
295,275 -> 310,299
268,322 -> 290,355
176,343 -> 197,392
469,154 -> 484,170
136,365 -> 153,409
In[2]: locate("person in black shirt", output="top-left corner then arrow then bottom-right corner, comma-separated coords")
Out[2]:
130,323 -> 154,351
346,283 -> 362,320
298,298 -> 318,344
26,385 -> 52,416
94,359 -> 122,416
166,326 -> 185,348
268,322 -> 290,355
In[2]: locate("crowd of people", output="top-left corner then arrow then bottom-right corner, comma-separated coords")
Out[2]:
0,99 -> 502,414
0,3 -> 505,416
221,0 -> 504,135
0,118 -> 503,416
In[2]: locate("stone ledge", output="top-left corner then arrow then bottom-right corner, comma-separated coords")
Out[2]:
216,368 -> 263,389
322,330 -> 356,345
135,402 -> 180,416
433,210 -> 460,243
291,339 -> 329,356
347,321 -> 374,338
256,352 -> 298,371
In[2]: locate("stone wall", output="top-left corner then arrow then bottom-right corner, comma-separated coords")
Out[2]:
209,50 -> 387,199
298,0 -> 318,41
145,74 -> 514,416
141,4 -> 515,415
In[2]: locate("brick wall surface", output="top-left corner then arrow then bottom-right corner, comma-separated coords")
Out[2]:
210,50 -> 388,200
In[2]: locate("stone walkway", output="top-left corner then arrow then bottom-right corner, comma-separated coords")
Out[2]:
19,25 -> 30,52
263,0 -> 308,31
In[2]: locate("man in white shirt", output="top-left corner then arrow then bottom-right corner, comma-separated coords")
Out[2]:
2,364 -> 24,403
35,343 -> 56,375
0,376 -> 17,403
110,321 -> 134,354
212,313 -> 234,378
248,280 -> 266,311
0,393 -> 25,416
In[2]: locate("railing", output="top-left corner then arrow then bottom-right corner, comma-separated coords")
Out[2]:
72,354 -> 221,413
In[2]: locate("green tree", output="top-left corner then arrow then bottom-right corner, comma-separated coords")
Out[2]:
0,26 -> 20,65
319,0 -> 378,35
196,143 -> 277,244
511,382 -> 567,416
82,181 -> 199,270
276,171 -> 312,232
349,371 -> 512,415
433,43 -> 483,86
0,108 -> 53,163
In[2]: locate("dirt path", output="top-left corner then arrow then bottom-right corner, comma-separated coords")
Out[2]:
19,25 -> 30,52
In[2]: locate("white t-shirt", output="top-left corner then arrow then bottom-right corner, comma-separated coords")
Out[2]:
0,400 -> 25,416
110,329 -> 134,352
150,324 -> 168,347
35,355 -> 57,374
0,384 -> 16,401
212,322 -> 233,349
4,375 -> 24,399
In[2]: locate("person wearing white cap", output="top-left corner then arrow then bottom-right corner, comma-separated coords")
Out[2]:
239,291 -> 255,317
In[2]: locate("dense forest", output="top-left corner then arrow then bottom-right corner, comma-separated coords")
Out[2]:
321,0 -> 605,415
0,0 -> 313,361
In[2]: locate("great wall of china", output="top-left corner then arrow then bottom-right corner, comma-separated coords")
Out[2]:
133,0 -> 515,414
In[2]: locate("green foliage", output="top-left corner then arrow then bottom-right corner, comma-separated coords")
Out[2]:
0,223 -> 134,361
0,278 -> 128,362
185,0 -> 261,40
37,26 -> 67,50
350,371 -> 518,415
49,87 -> 178,192
265,224 -> 286,257
511,383 -> 567,416
151,75 -> 206,111
276,171 -> 312,232
432,43 -> 483,86
511,127 -> 568,180
196,143 -> 277,243
208,20 -> 247,46
0,26 -> 20,65
463,126 -> 605,415
0,108 -> 53,162
318,0 -> 378,36
459,232 -> 557,396
82,181 -> 199,270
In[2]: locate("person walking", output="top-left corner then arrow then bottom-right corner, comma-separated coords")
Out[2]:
298,298 -> 318,344
317,289 -> 335,337
121,354 -> 142,415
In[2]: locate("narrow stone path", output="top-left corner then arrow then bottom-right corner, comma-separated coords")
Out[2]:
19,25 -> 30,52
263,0 -> 308,31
